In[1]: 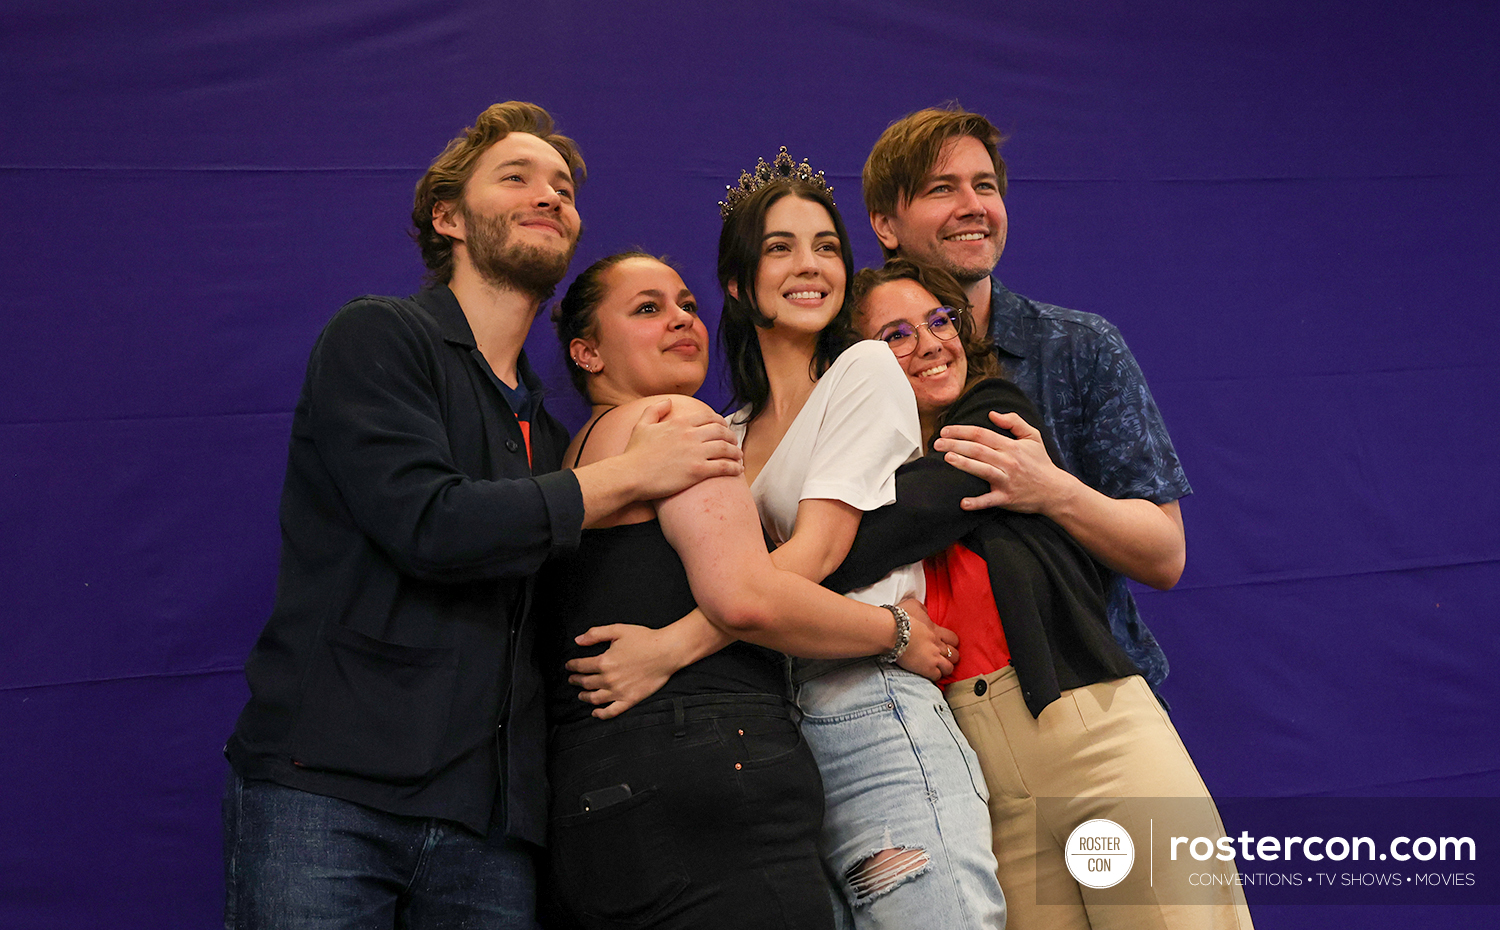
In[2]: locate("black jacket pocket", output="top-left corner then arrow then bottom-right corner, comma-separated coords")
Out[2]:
287,625 -> 458,783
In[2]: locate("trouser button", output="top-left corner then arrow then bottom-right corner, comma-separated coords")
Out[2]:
974,678 -> 988,696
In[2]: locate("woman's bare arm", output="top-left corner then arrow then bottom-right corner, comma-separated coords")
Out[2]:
564,395 -> 954,718
656,468 -> 931,660
764,498 -> 862,582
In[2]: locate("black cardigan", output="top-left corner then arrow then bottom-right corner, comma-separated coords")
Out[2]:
825,378 -> 1141,717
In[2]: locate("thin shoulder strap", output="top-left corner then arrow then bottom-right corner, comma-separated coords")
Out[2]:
569,405 -> 620,469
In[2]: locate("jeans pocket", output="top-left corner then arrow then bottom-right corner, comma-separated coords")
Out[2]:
933,701 -> 990,803
728,713 -> 807,771
550,786 -> 690,925
287,626 -> 457,783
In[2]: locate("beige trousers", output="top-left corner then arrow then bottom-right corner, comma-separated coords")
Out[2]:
945,669 -> 1255,930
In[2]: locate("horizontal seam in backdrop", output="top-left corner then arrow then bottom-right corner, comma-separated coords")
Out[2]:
1,410 -> 295,427
0,165 -> 1472,183
3,664 -> 244,695
1133,554 -> 1499,593
1221,765 -> 1500,798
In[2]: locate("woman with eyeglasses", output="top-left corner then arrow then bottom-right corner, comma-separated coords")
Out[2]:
830,257 -> 1255,930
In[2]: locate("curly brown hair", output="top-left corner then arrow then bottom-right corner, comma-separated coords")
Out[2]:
851,257 -> 1001,394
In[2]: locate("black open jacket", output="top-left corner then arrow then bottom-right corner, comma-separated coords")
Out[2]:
226,287 -> 582,842
825,377 -> 1141,717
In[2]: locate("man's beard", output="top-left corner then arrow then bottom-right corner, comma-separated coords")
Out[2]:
460,203 -> 580,300
942,258 -> 996,287
924,245 -> 997,288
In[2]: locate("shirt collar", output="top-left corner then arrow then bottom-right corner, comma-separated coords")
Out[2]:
418,284 -> 548,395
514,347 -> 547,395
417,285 -> 478,348
986,276 -> 1033,360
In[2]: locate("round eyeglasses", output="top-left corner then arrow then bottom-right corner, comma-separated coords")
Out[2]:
875,307 -> 963,358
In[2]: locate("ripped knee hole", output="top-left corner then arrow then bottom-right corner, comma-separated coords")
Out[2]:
846,846 -> 932,901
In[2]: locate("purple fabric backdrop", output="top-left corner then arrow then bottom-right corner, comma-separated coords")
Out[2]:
3,0 -> 1497,926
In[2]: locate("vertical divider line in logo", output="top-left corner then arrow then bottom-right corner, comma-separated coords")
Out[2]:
1150,819 -> 1154,887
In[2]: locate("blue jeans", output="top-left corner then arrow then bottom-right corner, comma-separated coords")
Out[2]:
795,660 -> 1007,930
222,773 -> 538,930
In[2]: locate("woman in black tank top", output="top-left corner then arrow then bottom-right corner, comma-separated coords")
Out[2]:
536,253 -> 956,930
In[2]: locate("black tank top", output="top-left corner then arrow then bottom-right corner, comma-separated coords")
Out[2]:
536,409 -> 784,726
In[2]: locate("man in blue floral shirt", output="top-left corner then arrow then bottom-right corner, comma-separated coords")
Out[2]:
862,106 -> 1191,690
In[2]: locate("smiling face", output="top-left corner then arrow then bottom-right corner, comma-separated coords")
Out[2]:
858,277 -> 968,437
753,195 -> 847,339
445,132 -> 582,296
571,257 -> 709,402
870,135 -> 1007,286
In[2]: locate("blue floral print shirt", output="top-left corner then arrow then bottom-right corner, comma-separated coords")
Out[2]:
986,278 -> 1192,689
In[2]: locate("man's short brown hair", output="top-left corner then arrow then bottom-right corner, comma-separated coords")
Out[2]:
862,104 -> 1007,253
411,101 -> 586,283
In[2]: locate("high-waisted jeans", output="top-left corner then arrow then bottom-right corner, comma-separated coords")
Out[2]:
795,659 -> 1007,929
547,693 -> 834,930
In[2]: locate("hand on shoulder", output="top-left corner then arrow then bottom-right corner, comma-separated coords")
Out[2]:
573,394 -> 724,464
615,395 -> 744,500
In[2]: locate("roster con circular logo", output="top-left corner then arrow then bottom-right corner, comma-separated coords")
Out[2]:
1065,818 -> 1135,889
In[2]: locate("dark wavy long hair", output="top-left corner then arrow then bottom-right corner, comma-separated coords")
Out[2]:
717,181 -> 858,424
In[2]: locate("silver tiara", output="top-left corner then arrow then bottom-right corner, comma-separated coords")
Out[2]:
719,146 -> 833,218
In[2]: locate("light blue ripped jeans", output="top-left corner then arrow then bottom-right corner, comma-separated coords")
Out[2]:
794,658 -> 1007,929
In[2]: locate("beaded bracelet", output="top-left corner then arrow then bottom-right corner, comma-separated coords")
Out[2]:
879,603 -> 911,663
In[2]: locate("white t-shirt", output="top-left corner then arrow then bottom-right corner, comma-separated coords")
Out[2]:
731,339 -> 925,607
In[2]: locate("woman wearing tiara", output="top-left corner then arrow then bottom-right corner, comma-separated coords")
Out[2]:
537,251 -> 957,930
711,150 -> 1006,929
566,152 -> 1007,928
